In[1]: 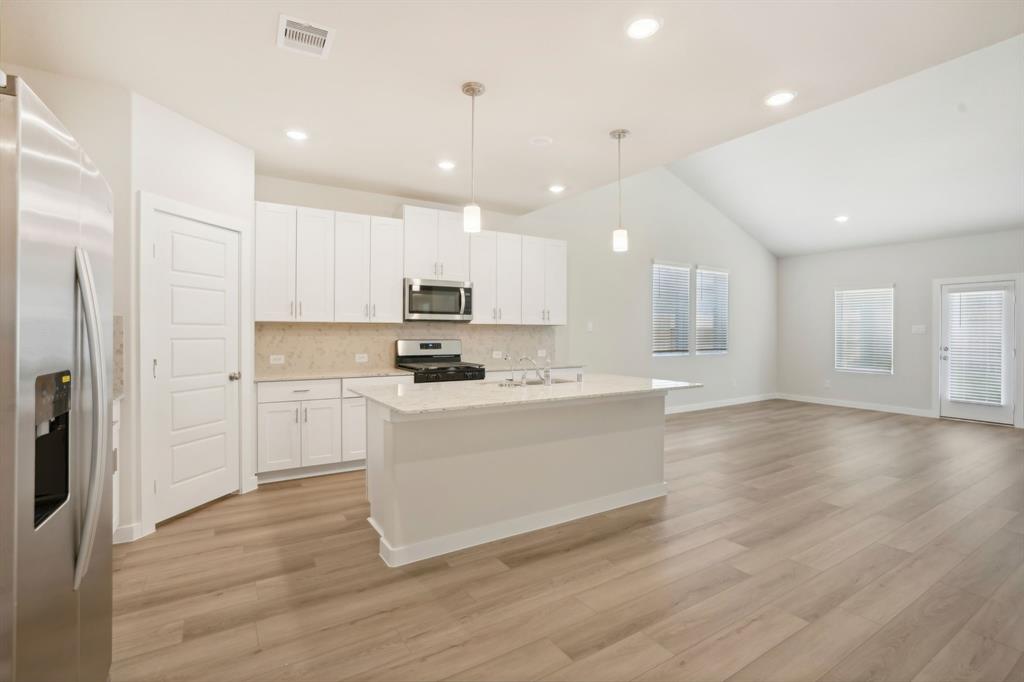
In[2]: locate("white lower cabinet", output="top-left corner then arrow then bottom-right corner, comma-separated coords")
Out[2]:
257,401 -> 303,472
341,398 -> 367,461
257,380 -> 342,473
300,399 -> 343,467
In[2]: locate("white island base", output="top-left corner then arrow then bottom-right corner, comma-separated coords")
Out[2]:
356,375 -> 699,566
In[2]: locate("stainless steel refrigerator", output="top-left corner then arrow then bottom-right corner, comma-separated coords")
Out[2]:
0,73 -> 114,681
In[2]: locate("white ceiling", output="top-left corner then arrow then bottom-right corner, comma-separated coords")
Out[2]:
671,36 -> 1024,256
1,2 -> 1021,215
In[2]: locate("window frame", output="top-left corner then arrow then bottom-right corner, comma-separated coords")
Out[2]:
650,260 -> 692,357
833,285 -> 895,375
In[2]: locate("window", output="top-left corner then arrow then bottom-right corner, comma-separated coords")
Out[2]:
834,287 -> 894,374
651,263 -> 689,354
696,269 -> 729,353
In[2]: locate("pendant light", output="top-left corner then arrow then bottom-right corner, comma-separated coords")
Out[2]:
610,129 -> 630,252
462,81 -> 485,233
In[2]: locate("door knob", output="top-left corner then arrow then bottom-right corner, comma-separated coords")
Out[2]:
228,372 -> 241,381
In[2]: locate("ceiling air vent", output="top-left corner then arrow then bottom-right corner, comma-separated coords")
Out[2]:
277,15 -> 335,59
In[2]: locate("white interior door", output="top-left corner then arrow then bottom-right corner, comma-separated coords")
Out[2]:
335,211 -> 371,322
150,209 -> 241,521
940,281 -> 1015,424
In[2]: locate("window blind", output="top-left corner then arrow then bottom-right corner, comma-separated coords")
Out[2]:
945,289 -> 1006,405
651,263 -> 689,354
834,287 -> 893,373
696,269 -> 728,353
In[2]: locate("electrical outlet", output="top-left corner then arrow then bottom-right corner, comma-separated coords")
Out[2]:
269,354 -> 285,365
586,321 -> 594,332
355,353 -> 368,364
537,348 -> 547,358
491,350 -> 503,359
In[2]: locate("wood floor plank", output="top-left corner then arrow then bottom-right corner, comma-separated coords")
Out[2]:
108,401 -> 1022,682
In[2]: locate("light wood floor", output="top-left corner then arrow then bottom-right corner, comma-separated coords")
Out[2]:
112,400 -> 1024,682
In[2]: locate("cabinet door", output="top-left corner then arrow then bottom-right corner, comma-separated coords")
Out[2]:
254,202 -> 296,321
295,207 -> 335,322
495,232 -> 523,324
521,236 -> 547,325
469,231 -> 497,324
334,212 -> 371,322
341,397 -> 367,462
544,239 -> 568,325
403,205 -> 438,279
257,401 -> 301,472
301,398 -> 342,467
436,210 -> 470,281
369,217 -> 404,323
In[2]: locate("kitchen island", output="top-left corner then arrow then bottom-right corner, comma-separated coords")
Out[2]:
351,374 -> 701,566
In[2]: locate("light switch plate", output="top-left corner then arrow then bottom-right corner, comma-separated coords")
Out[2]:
911,325 -> 926,335
492,350 -> 503,359
355,353 -> 368,364
269,354 -> 285,365
537,348 -> 547,357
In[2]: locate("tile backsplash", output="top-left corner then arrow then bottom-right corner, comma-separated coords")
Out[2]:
255,322 -> 558,378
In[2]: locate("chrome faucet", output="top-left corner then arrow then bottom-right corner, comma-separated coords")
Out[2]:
518,357 -> 549,386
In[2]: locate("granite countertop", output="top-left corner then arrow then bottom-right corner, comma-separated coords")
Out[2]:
350,373 -> 702,415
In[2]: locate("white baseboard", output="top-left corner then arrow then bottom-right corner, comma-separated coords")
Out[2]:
370,481 -> 668,567
112,522 -> 144,544
665,393 -> 779,415
256,460 -> 366,485
775,393 -> 936,418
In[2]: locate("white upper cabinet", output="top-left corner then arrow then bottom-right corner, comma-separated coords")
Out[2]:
254,202 -> 297,321
522,235 -> 567,325
295,207 -> 335,322
436,210 -> 470,281
544,239 -> 567,325
495,232 -> 523,324
334,212 -> 372,322
369,217 -> 403,322
470,231 -> 497,324
402,205 -> 469,281
471,231 -> 522,325
403,205 -> 438,280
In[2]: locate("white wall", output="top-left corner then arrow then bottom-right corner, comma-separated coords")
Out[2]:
256,174 -> 519,231
130,94 -> 255,535
778,228 -> 1024,417
515,167 -> 779,411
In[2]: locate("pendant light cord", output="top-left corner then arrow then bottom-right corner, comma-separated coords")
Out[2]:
617,136 -> 622,229
470,93 -> 476,205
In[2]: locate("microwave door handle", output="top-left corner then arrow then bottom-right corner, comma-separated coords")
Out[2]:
460,287 -> 466,315
73,246 -> 108,591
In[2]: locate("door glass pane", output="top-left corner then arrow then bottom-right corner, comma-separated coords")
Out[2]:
946,289 -> 1005,405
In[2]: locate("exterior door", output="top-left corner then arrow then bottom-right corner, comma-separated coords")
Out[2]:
257,401 -> 301,472
470,231 -> 497,324
940,281 -> 1015,424
295,207 -> 335,321
301,399 -> 342,466
151,210 -> 241,521
495,232 -> 522,324
254,202 -> 296,321
335,211 -> 371,322
370,216 -> 404,322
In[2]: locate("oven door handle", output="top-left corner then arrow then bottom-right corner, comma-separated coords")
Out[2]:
459,287 -> 466,315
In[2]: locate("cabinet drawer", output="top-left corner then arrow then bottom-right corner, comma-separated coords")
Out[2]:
342,375 -> 413,398
258,379 -> 341,403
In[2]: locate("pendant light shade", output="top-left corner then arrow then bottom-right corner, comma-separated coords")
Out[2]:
462,82 -> 485,233
610,128 -> 630,253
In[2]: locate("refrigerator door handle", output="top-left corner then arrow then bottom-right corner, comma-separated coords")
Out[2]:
73,246 -> 107,591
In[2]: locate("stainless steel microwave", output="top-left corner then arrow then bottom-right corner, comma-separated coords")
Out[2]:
404,278 -> 473,322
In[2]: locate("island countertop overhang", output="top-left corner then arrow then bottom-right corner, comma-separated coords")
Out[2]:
350,373 -> 702,416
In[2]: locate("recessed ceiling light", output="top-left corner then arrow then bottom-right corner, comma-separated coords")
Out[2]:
764,91 -> 797,107
437,160 -> 456,171
285,129 -> 308,141
548,185 -> 566,194
626,17 -> 662,40
530,136 -> 553,147
834,215 -> 849,223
